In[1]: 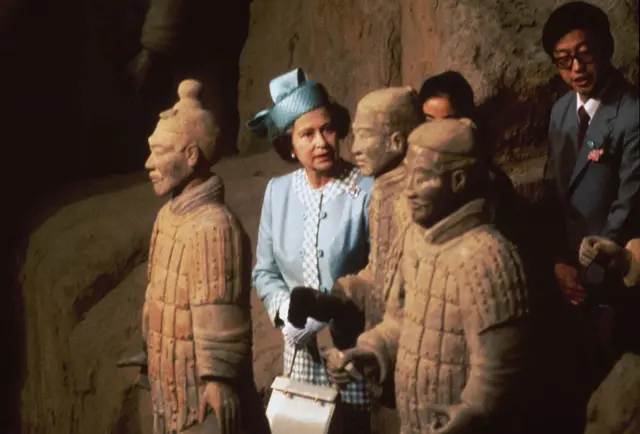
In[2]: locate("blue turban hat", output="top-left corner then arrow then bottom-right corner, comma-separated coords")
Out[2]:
246,68 -> 331,143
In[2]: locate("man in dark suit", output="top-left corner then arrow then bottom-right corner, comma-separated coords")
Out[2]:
541,0 -> 640,386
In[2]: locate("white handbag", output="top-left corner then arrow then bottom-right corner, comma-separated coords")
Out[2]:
265,328 -> 341,434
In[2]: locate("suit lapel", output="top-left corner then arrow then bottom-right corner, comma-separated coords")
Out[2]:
567,76 -> 622,190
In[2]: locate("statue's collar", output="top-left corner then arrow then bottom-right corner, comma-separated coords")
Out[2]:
168,174 -> 224,215
421,198 -> 488,244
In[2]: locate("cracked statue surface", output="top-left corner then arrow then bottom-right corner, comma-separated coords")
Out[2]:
287,86 -> 422,434
336,119 -> 536,434
120,79 -> 270,434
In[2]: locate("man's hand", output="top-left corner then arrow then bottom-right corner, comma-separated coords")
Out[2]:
198,381 -> 240,434
428,403 -> 485,434
554,263 -> 586,305
579,236 -> 631,276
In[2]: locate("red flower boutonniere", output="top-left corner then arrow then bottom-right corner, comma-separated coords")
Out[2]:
587,148 -> 605,162
585,138 -> 608,163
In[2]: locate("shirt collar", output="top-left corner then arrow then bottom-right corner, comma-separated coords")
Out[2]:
293,160 -> 362,201
576,93 -> 601,121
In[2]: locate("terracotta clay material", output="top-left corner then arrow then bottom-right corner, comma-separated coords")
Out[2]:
335,87 -> 423,432
354,119 -> 534,434
336,86 -> 422,331
142,79 -> 268,434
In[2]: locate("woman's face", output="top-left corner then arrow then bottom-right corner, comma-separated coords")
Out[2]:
422,95 -> 456,121
291,107 -> 339,174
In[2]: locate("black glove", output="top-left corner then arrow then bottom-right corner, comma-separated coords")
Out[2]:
288,287 -> 319,327
289,286 -> 363,341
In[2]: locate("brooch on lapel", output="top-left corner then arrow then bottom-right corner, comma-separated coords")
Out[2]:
585,138 -> 608,163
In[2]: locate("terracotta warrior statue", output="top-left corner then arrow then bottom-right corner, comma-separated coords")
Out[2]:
333,119 -> 534,433
119,79 -> 269,434
287,87 -> 421,432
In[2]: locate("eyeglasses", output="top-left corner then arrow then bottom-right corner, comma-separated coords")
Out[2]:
553,51 -> 596,70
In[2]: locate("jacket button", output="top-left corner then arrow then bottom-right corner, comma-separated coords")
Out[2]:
320,211 -> 328,219
302,212 -> 307,220
318,249 -> 324,258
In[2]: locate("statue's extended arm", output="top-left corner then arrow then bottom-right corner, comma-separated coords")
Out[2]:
350,248 -> 406,385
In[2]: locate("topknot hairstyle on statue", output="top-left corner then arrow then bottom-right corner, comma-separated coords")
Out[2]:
542,1 -> 614,60
155,79 -> 220,164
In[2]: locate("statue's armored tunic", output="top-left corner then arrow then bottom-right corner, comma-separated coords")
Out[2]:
143,175 -> 253,433
335,164 -> 412,330
358,199 -> 530,434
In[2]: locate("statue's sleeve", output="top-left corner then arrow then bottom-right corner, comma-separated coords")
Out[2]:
140,0 -> 190,54
624,238 -> 640,288
188,217 -> 252,381
456,233 -> 532,419
355,230 -> 407,384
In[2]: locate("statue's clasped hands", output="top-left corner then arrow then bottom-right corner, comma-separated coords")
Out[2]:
199,381 -> 241,434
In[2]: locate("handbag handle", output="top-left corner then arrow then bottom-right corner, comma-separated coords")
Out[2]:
285,327 -> 331,379
287,347 -> 298,377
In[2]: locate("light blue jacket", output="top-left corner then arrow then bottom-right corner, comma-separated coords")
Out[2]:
253,169 -> 374,325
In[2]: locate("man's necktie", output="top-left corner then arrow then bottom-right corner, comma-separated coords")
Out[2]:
577,105 -> 591,150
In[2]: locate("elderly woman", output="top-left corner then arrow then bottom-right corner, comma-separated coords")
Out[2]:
247,68 -> 373,433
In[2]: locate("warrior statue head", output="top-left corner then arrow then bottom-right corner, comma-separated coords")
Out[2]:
351,86 -> 423,177
145,79 -> 220,197
405,118 -> 491,228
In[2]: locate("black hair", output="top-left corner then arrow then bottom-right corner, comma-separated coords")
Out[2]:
542,1 -> 614,60
272,102 -> 351,163
417,70 -> 477,121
